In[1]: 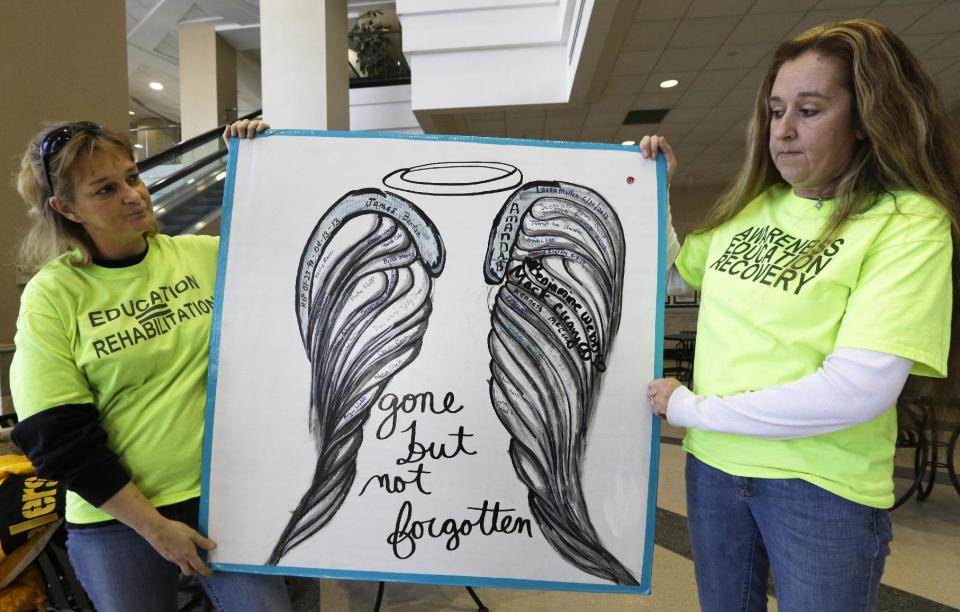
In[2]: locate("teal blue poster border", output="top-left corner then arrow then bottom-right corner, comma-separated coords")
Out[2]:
200,130 -> 666,595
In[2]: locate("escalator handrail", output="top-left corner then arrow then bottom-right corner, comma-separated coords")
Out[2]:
137,108 -> 261,173
148,149 -> 226,195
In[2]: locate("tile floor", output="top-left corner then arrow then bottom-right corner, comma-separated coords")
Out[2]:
284,424 -> 960,611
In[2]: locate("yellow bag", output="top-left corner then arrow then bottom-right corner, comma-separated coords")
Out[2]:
0,564 -> 46,611
0,456 -> 63,590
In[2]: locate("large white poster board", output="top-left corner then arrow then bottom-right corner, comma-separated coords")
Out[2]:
201,131 -> 666,595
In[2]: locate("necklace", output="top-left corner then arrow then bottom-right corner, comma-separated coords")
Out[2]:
801,194 -> 833,209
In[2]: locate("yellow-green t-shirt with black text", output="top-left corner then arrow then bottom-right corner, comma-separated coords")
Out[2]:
11,234 -> 219,523
675,185 -> 951,508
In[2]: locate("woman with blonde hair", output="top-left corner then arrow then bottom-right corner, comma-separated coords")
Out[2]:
644,19 -> 959,611
9,119 -> 290,611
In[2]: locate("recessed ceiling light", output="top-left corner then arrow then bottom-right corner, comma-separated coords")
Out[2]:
133,143 -> 144,149
659,79 -> 679,89
622,140 -> 636,146
215,171 -> 227,181
129,110 -> 135,115
149,81 -> 164,91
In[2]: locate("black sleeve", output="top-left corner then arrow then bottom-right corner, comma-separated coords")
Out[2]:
12,403 -> 131,507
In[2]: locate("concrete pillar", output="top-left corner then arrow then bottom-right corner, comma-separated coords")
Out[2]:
179,24 -> 238,139
0,0 -> 129,403
261,0 -> 349,130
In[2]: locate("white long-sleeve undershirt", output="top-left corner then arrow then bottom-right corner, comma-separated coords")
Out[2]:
665,347 -> 912,439
661,202 -> 912,440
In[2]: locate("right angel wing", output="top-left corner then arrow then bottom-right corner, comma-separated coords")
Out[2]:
484,180 -> 636,585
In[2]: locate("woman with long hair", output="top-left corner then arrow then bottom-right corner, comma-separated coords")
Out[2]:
644,19 -> 959,611
9,119 -> 291,611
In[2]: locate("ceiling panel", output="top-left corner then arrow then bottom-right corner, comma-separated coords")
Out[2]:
693,143 -> 738,165
634,0 -> 694,21
611,50 -> 660,75
922,56 -> 960,74
722,118 -> 751,143
727,12 -> 807,46
903,1 -> 960,34
706,43 -> 771,70
678,128 -> 722,147
702,106 -> 747,124
615,124 -> 661,143
620,20 -> 679,52
691,117 -> 732,137
924,32 -> 960,58
632,91 -> 683,109
786,9 -> 871,38
471,124 -> 506,137
674,87 -> 730,110
590,94 -> 638,112
668,17 -> 740,48
584,110 -> 629,128
655,47 -> 718,72
736,66 -> 768,89
603,74 -> 650,97
751,0 -> 818,12
464,111 -> 503,121
153,32 -> 179,61
900,32 -> 950,53
814,0 -> 881,8
127,0 -> 156,22
865,3 -> 938,32
180,4 -> 209,22
544,109 -> 588,129
580,126 -> 619,143
686,0 -> 755,19
687,68 -> 749,92
465,118 -> 506,133
663,107 -> 710,123
719,87 -> 758,108
505,109 -> 546,122
650,123 -> 694,143
639,70 -> 700,93
505,125 -> 542,139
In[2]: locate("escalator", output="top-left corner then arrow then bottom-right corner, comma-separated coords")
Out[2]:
139,110 -> 260,235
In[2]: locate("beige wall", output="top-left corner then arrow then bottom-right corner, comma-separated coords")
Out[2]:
0,1 -> 129,404
179,26 -> 238,139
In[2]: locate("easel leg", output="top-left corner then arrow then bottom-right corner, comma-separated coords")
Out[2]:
465,586 -> 489,612
372,583 -> 488,611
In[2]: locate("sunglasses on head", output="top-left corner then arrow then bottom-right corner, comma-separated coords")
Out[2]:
41,121 -> 104,195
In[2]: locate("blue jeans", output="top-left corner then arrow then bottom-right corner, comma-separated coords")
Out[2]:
66,500 -> 292,612
685,454 -> 891,612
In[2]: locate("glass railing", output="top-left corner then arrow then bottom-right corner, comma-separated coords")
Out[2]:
150,154 -> 229,235
139,110 -> 261,235
129,125 -> 182,163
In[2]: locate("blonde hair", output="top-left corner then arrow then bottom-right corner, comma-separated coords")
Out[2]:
700,19 -> 960,393
16,122 -> 159,270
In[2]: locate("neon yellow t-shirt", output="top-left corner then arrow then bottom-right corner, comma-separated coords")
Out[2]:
11,234 -> 219,523
675,184 -> 952,508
